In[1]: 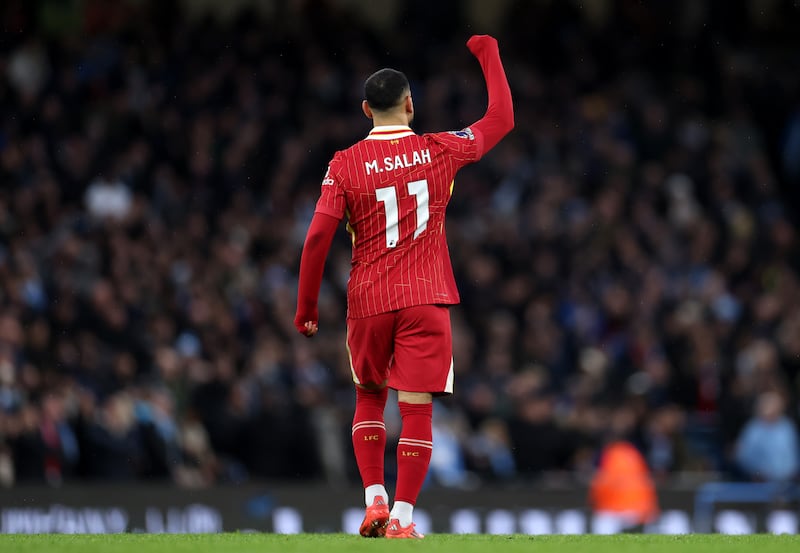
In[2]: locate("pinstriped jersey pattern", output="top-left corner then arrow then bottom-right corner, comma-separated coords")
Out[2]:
315,126 -> 480,318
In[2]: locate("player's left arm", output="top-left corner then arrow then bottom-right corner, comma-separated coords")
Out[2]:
466,35 -> 514,156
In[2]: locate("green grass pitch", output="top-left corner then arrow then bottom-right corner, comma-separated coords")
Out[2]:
0,534 -> 796,553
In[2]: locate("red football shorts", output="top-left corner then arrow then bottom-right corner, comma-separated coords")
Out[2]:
346,304 -> 454,395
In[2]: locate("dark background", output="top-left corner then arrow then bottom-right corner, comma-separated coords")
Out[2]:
1,0 -> 799,491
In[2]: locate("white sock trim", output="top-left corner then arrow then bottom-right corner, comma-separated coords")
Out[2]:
390,501 -> 414,527
365,484 -> 388,506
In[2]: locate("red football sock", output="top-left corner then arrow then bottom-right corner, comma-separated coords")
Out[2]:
395,402 -> 433,505
352,387 -> 388,488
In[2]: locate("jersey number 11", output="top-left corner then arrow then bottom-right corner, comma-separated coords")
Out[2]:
375,179 -> 429,249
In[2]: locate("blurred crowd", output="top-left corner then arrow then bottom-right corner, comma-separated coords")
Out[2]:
1,0 -> 799,488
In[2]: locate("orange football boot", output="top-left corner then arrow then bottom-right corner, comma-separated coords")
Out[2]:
385,518 -> 425,539
359,497 -> 390,537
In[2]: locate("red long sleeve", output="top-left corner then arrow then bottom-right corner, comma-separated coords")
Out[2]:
466,35 -> 514,156
294,211 -> 339,334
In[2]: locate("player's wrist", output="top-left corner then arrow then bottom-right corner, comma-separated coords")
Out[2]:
294,305 -> 319,324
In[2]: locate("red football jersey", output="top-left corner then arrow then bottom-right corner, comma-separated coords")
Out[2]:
315,124 -> 484,318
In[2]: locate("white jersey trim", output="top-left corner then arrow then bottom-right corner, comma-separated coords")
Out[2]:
365,125 -> 415,140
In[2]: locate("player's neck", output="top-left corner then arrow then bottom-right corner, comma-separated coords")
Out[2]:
372,115 -> 411,128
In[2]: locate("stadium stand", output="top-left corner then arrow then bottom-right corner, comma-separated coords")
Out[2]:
0,0 -> 799,491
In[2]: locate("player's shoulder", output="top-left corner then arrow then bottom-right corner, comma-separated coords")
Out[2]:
328,148 -> 348,164
325,139 -> 377,179
331,139 -> 372,165
323,148 -> 353,176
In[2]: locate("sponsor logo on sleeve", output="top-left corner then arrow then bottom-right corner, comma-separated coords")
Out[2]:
447,128 -> 475,140
321,166 -> 335,186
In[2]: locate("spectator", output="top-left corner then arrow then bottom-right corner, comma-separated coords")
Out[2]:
79,392 -> 142,481
6,390 -> 79,484
734,392 -> 800,482
466,418 -> 516,481
589,441 -> 659,532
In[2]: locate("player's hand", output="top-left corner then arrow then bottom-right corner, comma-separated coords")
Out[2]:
299,321 -> 318,337
295,301 -> 318,335
294,319 -> 319,337
467,35 -> 499,56
294,308 -> 319,337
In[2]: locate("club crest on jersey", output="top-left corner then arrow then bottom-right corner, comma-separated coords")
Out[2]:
448,128 -> 475,140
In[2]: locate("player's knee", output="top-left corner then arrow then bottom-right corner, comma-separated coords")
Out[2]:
357,380 -> 387,391
397,390 -> 432,404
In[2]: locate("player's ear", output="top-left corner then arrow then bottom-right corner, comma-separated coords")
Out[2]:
405,95 -> 413,115
362,100 -> 374,119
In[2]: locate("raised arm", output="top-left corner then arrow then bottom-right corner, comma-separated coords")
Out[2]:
466,35 -> 514,155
